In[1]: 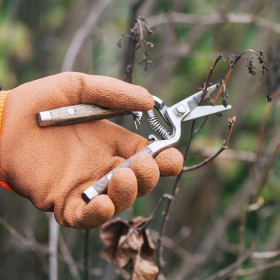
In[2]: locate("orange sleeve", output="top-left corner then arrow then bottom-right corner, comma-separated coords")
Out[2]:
0,90 -> 12,190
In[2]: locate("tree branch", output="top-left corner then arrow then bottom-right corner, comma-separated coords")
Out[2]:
235,259 -> 280,277
204,249 -> 253,280
48,213 -> 59,280
59,234 -> 81,280
156,54 -> 226,275
182,116 -> 236,172
253,141 -> 280,201
62,0 -> 114,72
147,12 -> 280,35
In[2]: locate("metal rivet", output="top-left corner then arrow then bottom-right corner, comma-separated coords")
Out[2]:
175,103 -> 187,116
68,108 -> 76,115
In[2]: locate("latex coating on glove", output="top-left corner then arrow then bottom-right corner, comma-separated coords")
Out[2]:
0,72 -> 183,229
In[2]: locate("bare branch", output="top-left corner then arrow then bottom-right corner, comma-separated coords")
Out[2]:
254,141 -> 280,201
0,216 -> 50,254
182,117 -> 236,172
235,259 -> 280,277
149,229 -> 204,265
255,102 -> 273,163
138,194 -> 173,232
48,213 -> 59,280
147,12 -> 280,35
0,216 -> 101,278
204,249 -> 253,280
59,234 -> 81,280
61,0 -> 114,72
156,55 -> 229,274
252,250 -> 280,259
84,229 -> 90,280
191,146 -> 257,163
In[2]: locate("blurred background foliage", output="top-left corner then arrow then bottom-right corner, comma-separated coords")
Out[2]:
1,0 -> 280,279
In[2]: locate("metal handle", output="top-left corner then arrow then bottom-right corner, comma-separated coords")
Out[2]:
37,104 -> 130,127
82,146 -> 154,203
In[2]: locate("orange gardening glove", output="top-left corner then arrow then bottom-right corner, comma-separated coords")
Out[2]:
0,72 -> 183,229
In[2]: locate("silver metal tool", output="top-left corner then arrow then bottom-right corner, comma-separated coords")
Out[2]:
81,84 -> 232,202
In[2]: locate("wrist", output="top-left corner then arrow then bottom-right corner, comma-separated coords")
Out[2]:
0,90 -> 12,190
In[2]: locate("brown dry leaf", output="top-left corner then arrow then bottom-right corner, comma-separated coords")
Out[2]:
141,228 -> 155,259
131,254 -> 159,280
100,217 -> 130,267
100,216 -> 158,276
129,216 -> 156,259
116,228 -> 144,268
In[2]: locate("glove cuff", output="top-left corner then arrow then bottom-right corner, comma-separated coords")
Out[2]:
0,90 -> 12,190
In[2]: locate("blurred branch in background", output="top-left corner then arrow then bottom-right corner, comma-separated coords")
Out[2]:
122,0 -> 148,73
147,12 -> 280,35
1,0 -> 280,279
48,214 -> 59,280
182,117 -> 236,172
61,0 -> 114,72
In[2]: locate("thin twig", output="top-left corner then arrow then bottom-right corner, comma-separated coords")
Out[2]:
213,68 -> 233,105
182,117 -> 236,172
84,229 -> 90,280
122,0 -> 147,72
193,55 -> 226,136
230,196 -> 252,280
169,175 -> 257,279
147,12 -> 280,35
149,229 -> 204,265
253,141 -> 280,201
59,234 -> 81,280
156,173 -> 181,270
128,40 -> 137,83
234,259 -> 280,277
255,102 -> 273,163
156,54 -> 226,274
0,216 -> 103,277
61,3 -> 115,277
61,0 -> 114,72
230,90 -> 279,280
191,146 -> 257,163
48,214 -> 59,280
0,216 -> 50,254
252,250 -> 280,259
204,249 -> 253,280
156,129 -> 199,271
138,194 -> 173,232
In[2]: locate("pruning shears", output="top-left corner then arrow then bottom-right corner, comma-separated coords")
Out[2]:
37,84 -> 231,202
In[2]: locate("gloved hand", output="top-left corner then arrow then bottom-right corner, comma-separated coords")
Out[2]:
0,72 -> 183,229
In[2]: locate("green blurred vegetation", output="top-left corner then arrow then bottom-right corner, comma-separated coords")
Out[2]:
1,0 -> 280,279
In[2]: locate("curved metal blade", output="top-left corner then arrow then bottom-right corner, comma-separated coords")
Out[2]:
186,84 -> 219,112
183,105 -> 232,122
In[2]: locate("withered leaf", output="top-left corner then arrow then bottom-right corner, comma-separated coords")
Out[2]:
100,216 -> 157,274
100,217 -> 129,267
131,254 -> 159,280
116,228 -> 144,268
141,228 -> 155,259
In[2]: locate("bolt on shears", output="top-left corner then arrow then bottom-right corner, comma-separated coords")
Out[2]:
37,84 -> 232,202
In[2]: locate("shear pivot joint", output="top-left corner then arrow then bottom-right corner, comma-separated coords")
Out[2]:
175,103 -> 187,116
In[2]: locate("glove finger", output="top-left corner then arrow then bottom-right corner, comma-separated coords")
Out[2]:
107,168 -> 137,214
109,125 -> 182,174
15,72 -> 154,112
154,148 -> 184,176
79,74 -> 154,111
111,124 -> 149,159
60,184 -> 115,229
130,152 -> 160,197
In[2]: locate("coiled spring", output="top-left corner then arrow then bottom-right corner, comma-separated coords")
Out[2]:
145,109 -> 170,140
